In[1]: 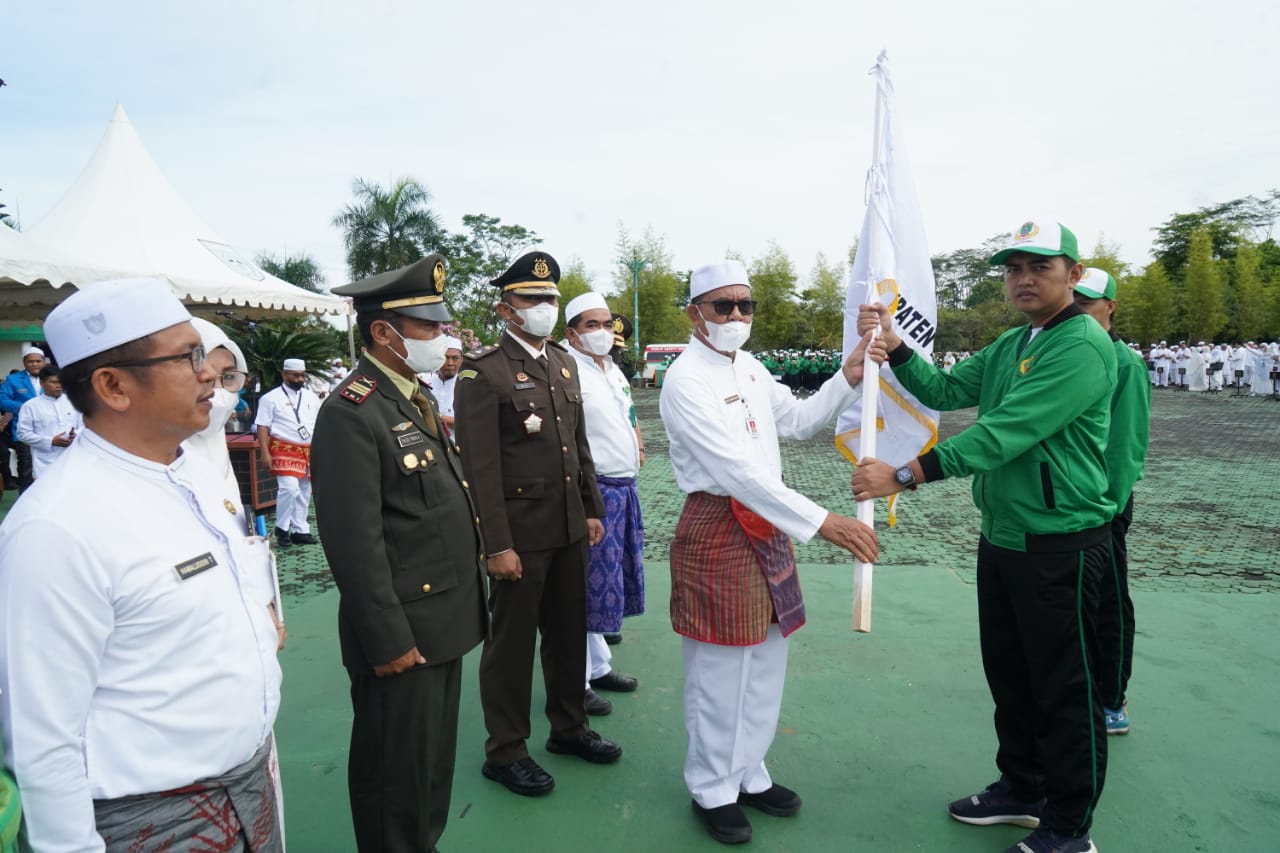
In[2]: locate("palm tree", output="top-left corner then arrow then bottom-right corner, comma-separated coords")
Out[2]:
332,178 -> 445,280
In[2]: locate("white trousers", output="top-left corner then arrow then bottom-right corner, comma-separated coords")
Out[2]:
585,632 -> 613,685
682,625 -> 789,808
275,475 -> 312,533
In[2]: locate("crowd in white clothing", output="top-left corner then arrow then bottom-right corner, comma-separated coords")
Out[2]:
1140,340 -> 1280,394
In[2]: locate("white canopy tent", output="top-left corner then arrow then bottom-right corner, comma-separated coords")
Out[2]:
7,104 -> 345,321
0,223 -> 129,325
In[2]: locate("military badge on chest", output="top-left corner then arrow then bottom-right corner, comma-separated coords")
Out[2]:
524,413 -> 543,434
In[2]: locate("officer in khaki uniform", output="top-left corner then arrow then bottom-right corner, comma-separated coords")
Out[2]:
455,251 -> 622,798
312,254 -> 488,853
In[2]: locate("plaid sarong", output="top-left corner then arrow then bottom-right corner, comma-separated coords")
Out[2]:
586,475 -> 646,633
94,737 -> 282,853
670,492 -> 804,646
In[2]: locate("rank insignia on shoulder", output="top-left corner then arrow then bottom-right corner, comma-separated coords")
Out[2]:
458,369 -> 478,380
340,375 -> 377,404
391,421 -> 413,432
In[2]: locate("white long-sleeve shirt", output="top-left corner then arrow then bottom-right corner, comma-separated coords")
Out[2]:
253,384 -> 320,445
568,347 -> 639,478
0,428 -> 282,853
659,336 -> 860,543
15,393 -> 81,477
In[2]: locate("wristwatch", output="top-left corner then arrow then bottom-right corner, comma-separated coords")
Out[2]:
894,464 -> 917,491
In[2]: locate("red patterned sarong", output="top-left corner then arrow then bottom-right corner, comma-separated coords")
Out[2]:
670,492 -> 804,646
94,737 -> 281,852
267,437 -> 310,479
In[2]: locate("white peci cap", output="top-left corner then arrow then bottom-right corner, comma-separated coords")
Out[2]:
690,260 -> 750,300
44,277 -> 191,367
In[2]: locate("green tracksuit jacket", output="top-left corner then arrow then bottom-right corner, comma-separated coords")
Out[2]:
890,304 -> 1118,552
1106,337 -> 1151,514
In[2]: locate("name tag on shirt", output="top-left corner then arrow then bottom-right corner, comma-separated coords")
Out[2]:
175,552 -> 218,581
397,431 -> 426,448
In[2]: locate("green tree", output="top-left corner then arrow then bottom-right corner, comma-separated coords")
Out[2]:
257,252 -> 326,293
0,188 -> 16,229
1228,243 -> 1266,342
746,242 -> 801,349
332,177 -> 445,280
1121,262 -> 1175,345
610,226 -> 689,352
799,252 -> 846,349
1080,236 -> 1129,279
1151,190 -> 1279,279
551,258 -> 593,342
1182,229 -> 1228,342
439,213 -> 540,342
222,317 -> 343,401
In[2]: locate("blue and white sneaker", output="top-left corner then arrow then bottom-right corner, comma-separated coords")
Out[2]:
1004,827 -> 1097,853
1104,704 -> 1130,735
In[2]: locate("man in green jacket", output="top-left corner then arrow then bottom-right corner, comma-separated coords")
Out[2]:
1073,267 -> 1151,736
852,220 -> 1114,853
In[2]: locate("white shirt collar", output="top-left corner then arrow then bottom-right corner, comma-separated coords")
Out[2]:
506,328 -> 546,359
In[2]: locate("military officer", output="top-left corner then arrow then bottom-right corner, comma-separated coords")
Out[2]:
455,250 -> 622,798
312,254 -> 488,853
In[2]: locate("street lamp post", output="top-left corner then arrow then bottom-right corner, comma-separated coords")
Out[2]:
620,252 -> 649,359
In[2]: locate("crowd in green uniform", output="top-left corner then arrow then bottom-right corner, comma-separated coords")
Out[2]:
754,349 -> 842,390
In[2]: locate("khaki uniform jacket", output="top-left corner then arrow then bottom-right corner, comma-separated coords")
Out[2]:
312,356 -> 488,672
454,334 -> 605,555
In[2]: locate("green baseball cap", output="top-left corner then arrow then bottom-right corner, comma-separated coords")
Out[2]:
989,218 -> 1080,265
1074,267 -> 1117,300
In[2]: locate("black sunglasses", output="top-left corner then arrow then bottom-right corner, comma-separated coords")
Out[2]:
693,299 -> 757,317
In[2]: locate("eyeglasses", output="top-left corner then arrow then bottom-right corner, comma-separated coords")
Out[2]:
213,370 -> 247,392
102,346 -> 207,374
693,299 -> 757,317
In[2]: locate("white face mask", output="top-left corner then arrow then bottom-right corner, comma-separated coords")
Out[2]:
574,328 -> 615,357
513,304 -> 559,339
198,387 -> 238,438
390,326 -> 449,374
702,318 -> 752,353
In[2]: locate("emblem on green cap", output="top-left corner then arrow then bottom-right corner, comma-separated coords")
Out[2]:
1016,222 -> 1040,241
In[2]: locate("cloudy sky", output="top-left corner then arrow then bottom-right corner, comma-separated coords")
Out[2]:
3,0 -> 1276,292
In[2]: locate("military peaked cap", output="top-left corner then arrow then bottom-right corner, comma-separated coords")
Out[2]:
333,254 -> 453,322
610,313 -> 633,348
490,251 -> 561,296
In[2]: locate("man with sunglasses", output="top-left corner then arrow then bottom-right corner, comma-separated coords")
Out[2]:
0,278 -> 284,852
255,357 -> 322,547
659,259 -> 882,845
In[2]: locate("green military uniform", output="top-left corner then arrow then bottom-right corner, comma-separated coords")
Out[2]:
454,256 -> 607,770
313,255 -> 488,852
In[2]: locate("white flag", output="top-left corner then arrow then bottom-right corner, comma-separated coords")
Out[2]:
836,51 -> 939,524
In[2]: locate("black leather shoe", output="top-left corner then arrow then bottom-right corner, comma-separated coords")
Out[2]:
290,532 -> 318,545
603,632 -> 622,645
545,730 -> 622,764
692,801 -> 752,844
275,528 -> 292,547
482,757 -> 555,797
739,783 -> 802,816
584,688 -> 613,716
589,670 -> 639,693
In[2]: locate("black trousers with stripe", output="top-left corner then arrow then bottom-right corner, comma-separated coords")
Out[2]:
1096,497 -> 1136,709
976,533 -> 1109,837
